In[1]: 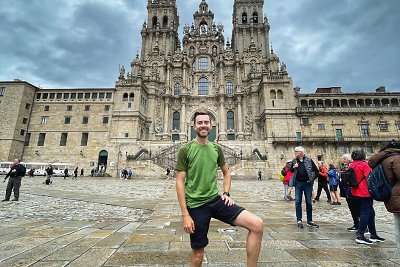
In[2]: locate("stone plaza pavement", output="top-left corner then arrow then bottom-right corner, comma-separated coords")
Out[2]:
0,175 -> 399,267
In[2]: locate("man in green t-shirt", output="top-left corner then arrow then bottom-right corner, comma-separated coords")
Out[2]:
176,111 -> 263,267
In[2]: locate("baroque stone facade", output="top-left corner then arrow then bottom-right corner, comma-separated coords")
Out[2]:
0,0 -> 399,177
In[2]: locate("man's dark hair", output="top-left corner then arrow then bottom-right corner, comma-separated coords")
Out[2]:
329,164 -> 335,169
351,149 -> 366,161
379,139 -> 400,151
193,111 -> 211,124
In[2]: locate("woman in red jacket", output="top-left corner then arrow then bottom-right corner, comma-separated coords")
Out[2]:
350,149 -> 385,245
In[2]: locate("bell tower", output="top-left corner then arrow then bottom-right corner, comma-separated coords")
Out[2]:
231,0 -> 270,59
140,0 -> 180,59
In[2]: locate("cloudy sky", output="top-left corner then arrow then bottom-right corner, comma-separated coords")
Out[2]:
1,0 -> 399,93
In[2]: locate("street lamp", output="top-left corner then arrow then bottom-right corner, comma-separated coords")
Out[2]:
240,150 -> 243,160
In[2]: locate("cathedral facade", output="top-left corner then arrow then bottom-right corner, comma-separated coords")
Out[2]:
1,0 -> 399,177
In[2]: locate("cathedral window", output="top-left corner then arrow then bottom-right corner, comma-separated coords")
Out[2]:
64,117 -> 71,124
378,121 -> 388,131
41,116 -> 48,124
270,90 -> 276,99
106,92 -> 112,99
99,93 -> 105,99
198,78 -> 208,95
63,93 -> 69,100
277,90 -> 283,99
173,112 -> 180,130
360,123 -> 370,137
81,133 -> 88,146
198,57 -> 208,70
44,105 -> 49,111
24,133 -> 31,146
152,16 -> 158,28
123,93 -> 128,101
60,133 -> 68,146
242,12 -> 247,24
163,16 -> 168,28
227,111 -> 235,130
84,105 -> 90,111
78,93 -> 83,99
103,116 -> 109,124
36,93 -> 41,100
174,83 -> 180,96
57,93 -> 62,100
129,92 -> 134,101
252,12 -> 258,23
226,82 -> 234,95
82,116 -> 89,124
38,133 -> 46,146
67,105 -> 72,111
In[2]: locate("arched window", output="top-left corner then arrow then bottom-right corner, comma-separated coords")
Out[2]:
173,112 -> 180,130
227,111 -> 234,130
277,90 -> 283,99
162,16 -> 168,28
174,83 -> 180,96
122,93 -> 128,101
129,92 -> 134,101
242,12 -> 247,24
198,78 -> 208,95
270,90 -> 276,99
198,57 -> 208,70
252,12 -> 258,23
226,82 -> 234,95
152,16 -> 157,28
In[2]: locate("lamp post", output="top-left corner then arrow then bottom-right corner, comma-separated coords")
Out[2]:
240,150 -> 243,160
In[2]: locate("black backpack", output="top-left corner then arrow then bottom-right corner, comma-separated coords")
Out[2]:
367,163 -> 392,202
340,162 -> 362,188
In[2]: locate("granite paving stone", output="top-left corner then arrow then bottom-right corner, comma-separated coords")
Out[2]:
0,176 -> 398,266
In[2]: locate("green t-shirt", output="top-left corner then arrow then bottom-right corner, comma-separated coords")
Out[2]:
175,140 -> 226,208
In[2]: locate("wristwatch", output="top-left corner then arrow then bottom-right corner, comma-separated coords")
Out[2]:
223,192 -> 230,197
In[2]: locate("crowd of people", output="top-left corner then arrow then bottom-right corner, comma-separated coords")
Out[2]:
279,142 -> 399,246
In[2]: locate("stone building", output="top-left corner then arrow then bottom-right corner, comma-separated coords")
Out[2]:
0,0 -> 399,177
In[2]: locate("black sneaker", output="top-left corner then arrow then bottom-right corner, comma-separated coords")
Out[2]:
370,235 -> 385,243
347,226 -> 358,232
2,199 -> 9,202
11,198 -> 18,201
297,221 -> 304,228
307,221 -> 319,228
356,235 -> 373,245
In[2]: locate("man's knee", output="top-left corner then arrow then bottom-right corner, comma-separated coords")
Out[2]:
191,248 -> 204,265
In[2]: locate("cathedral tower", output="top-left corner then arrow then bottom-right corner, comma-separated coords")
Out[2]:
231,0 -> 270,59
140,0 -> 180,59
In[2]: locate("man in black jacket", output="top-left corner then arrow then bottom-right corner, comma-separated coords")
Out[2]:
2,159 -> 26,201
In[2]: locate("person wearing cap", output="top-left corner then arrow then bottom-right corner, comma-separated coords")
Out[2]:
290,146 -> 320,228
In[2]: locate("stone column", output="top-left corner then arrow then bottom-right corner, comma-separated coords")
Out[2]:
237,95 -> 244,139
162,97 -> 170,139
180,97 -> 187,141
219,98 -> 226,140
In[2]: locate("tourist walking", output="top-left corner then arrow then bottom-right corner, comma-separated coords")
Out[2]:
2,159 -> 26,202
175,111 -> 263,267
350,149 -> 385,244
45,164 -> 54,185
73,167 -> 78,179
290,146 -> 319,228
64,167 -> 69,179
281,160 -> 294,200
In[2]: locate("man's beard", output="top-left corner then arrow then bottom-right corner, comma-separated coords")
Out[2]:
196,128 -> 209,137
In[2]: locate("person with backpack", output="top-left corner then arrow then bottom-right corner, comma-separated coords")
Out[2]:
327,164 -> 341,205
314,162 -> 331,203
368,139 -> 400,252
350,149 -> 385,245
341,154 -> 361,232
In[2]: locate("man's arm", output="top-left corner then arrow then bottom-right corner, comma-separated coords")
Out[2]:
220,163 -> 234,206
176,170 -> 195,234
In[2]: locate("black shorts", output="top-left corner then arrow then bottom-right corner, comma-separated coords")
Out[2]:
188,195 -> 245,249
330,185 -> 338,192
